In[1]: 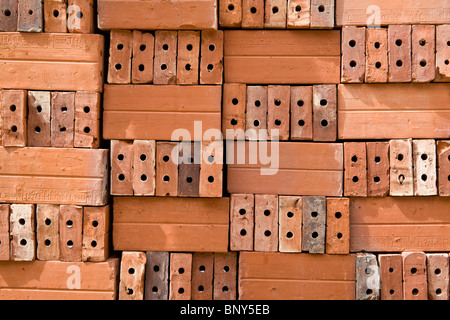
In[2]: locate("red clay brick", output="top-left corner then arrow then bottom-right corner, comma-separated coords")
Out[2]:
390,139 -> 413,196
426,253 -> 449,300
290,86 -> 312,140
2,89 -> 27,147
219,0 -> 242,27
0,0 -> 17,31
144,252 -> 169,300
200,30 -> 224,85
242,0 -> 264,29
366,142 -> 390,197
0,204 -> 10,261
67,0 -> 95,34
213,252 -> 237,300
437,141 -> 450,196
82,205 -> 110,262
341,26 -> 365,83
156,142 -> 179,197
254,194 -> 278,252
199,140 -> 223,198
131,30 -> 154,84
365,28 -> 388,83
402,252 -> 427,300
36,204 -> 60,261
108,30 -> 132,84
169,253 -> 192,300
10,204 -> 35,262
28,91 -> 51,147
435,25 -> 450,82
245,85 -> 267,134
44,0 -> 67,33
388,25 -> 412,83
74,91 -> 101,149
154,31 -> 177,85
326,197 -> 349,254
51,92 -> 75,148
132,140 -> 156,196
310,0 -> 334,29
111,140 -> 133,196
312,84 -> 336,141
344,142 -> 367,197
222,83 -> 246,137
287,0 -> 309,29
301,196 -> 326,254
356,253 -> 380,300
378,254 -> 403,300
278,196 -> 302,253
191,253 -> 213,300
177,31 -> 200,85
413,139 -> 437,196
267,85 -> 290,141
264,0 -> 286,29
412,25 -> 435,83
177,142 -> 200,197
230,194 -> 254,252
119,251 -> 146,300
59,205 -> 82,262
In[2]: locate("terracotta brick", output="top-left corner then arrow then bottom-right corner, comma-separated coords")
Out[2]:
178,142 -> 200,197
119,251 -> 146,300
67,0 -> 95,33
222,83 -> 246,137
388,25 -> 412,83
242,0 -> 264,29
0,91 -> 2,146
131,30 -> 154,84
17,0 -> 42,32
412,25 -> 435,83
2,89 -> 27,147
219,0 -> 242,27
389,139 -> 413,196
10,204 -> 35,262
301,196 -> 326,254
326,197 -> 349,254
108,30 -> 132,84
365,28 -> 388,83
111,140 -> 133,196
191,253 -> 214,300
278,196 -> 302,253
132,140 -> 156,196
200,30 -> 223,85
169,253 -> 192,300
0,204 -> 10,261
413,139 -> 437,196
176,31 -> 200,85
36,204 -> 60,261
312,84 -> 336,141
199,140 -> 223,198
44,0 -> 67,33
156,142 -> 178,197
154,31 -> 177,85
51,92 -> 75,148
426,253 -> 449,300
437,141 -> 450,196
344,142 -> 367,197
435,25 -> 450,82
230,194 -> 254,251
0,0 -> 18,31
59,205 -> 82,262
310,0 -> 334,29
245,86 -> 267,135
82,205 -> 110,262
254,194 -> 278,252
214,252 -> 237,300
264,0 -> 286,29
356,253 -> 380,300
267,85 -> 290,141
366,142 -> 390,197
378,254 -> 403,300
402,252 -> 427,300
27,91 -> 50,147
287,0 -> 309,29
289,86 -> 312,140
144,252 -> 169,300
341,26 -> 365,83
74,91 -> 100,148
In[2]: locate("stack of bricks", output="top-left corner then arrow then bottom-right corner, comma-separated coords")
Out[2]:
0,0 -> 449,301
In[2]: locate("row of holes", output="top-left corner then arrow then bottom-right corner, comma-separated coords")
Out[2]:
227,4 -> 325,14
233,97 -> 327,107
231,118 -> 328,128
2,8 -> 84,18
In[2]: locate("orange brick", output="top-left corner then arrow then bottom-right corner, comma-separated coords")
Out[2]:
326,197 -> 349,254
0,0 -> 17,31
111,140 -> 133,196
191,253 -> 214,300
245,86 -> 267,134
132,140 -> 156,196
222,83 -> 246,136
144,252 -> 169,300
28,91 -> 51,147
51,92 -> 75,148
264,0 -> 286,29
82,205 -> 110,262
169,253 -> 192,300
402,252 -> 427,300
426,253 -> 449,300
278,196 -> 302,253
388,25 -> 412,83
59,205 -> 82,262
437,141 -> 450,196
131,30 -> 154,84
108,30 -> 132,84
67,0 -> 95,33
213,252 -> 237,300
366,142 -> 390,197
219,0 -> 242,27
230,194 -> 254,251
36,204 -> 60,261
0,204 -> 10,261
2,89 -> 27,147
435,25 -> 450,82
290,86 -> 312,140
254,194 -> 278,252
301,196 -> 326,254
10,204 -> 35,262
378,254 -> 403,300
287,0 -> 310,29
242,0 -> 264,29
267,85 -> 290,141
44,0 -> 67,33
412,25 -> 435,83
365,28 -> 388,83
389,139 -> 413,196
312,84 -> 336,141
74,91 -> 101,148
344,142 -> 367,197
310,0 -> 334,29
155,142 -> 179,197
200,30 -> 223,85
199,140 -> 223,198
177,142 -> 200,197
341,26 -> 365,83
119,251 -> 146,300
154,31 -> 177,85
176,31 -> 200,85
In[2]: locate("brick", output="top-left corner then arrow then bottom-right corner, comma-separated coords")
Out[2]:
366,142 -> 390,197
0,91 -> 2,146
199,140 -> 223,197
287,0 -> 309,29
278,196 -> 302,253
388,25 -> 412,83
214,252 -> 237,300
267,85 -> 290,141
301,196 -> 326,254
200,30 -> 223,85
264,0 -> 286,29
108,30 -> 132,84
254,194 -> 278,252
310,0 -> 334,29
402,252 -> 427,300
176,31 -> 200,85
82,205 -> 110,262
43,0 -> 67,32
412,25 -> 435,83
178,142 -> 200,197
365,28 -> 388,83
59,205 -> 82,262
222,83 -> 246,136
0,0 -> 18,31
67,0 -> 95,33
51,92 -> 75,148
0,204 -> 9,261
169,253 -> 192,300
245,86 -> 267,135
435,25 -> 450,82
289,86 -> 312,140
344,142 -> 367,197
28,91 -> 51,147
378,254 -> 403,300
312,84 -> 336,141
111,140 -> 133,196
437,141 -> 450,196
426,253 -> 449,300
390,139 -> 413,196
36,204 -> 60,261
242,0 -> 263,29
17,0 -> 42,32
2,89 -> 27,147
413,139 -> 437,196
144,252 -> 169,300
10,204 -> 35,261
154,31 -> 177,85
74,91 -> 101,148
341,26 -> 365,83
356,253 -> 380,300
239,252 -> 356,300
0,257 -> 120,299
191,253 -> 214,300
119,251 -> 146,300
219,0 -> 242,27
230,194 -> 254,251
156,142 -> 179,197
326,197 -> 349,254
131,30 -> 154,84
132,140 -> 156,196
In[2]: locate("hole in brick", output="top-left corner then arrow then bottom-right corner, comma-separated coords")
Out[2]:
34,126 -> 42,133
350,60 -> 357,68
365,267 -> 371,274
321,119 -> 328,127
287,212 -> 294,218
419,39 -> 426,46
163,155 -> 170,162
375,62 -> 382,68
411,267 -> 417,274
92,220 -> 98,227
222,286 -> 229,292
320,99 -> 327,106
238,208 -> 247,215
396,60 -> 403,67
185,64 -> 191,71
45,239 -> 51,246
19,218 -> 25,225
163,175 -> 170,182
178,267 -> 185,274
67,240 -> 73,248
390,289 -> 395,295
420,60 -> 427,67
83,127 -> 90,133
264,210 -> 270,216
335,212 -> 341,219
118,154 -> 124,161
435,268 -> 441,275
60,127 -> 66,132
374,176 -> 380,183
84,106 -> 90,113
264,230 -> 271,237
232,98 -> 239,105
272,6 -> 278,14
162,44 -> 169,50
139,154 -> 147,162
447,41 -> 450,46
178,288 -> 184,294
318,5 -> 325,12
397,154 -> 404,161
421,154 -> 428,160
77,11 -> 83,19
421,174 -> 427,181
398,174 -> 405,185
186,44 -> 193,52
311,211 -> 318,218
127,288 -> 134,295
349,40 -> 356,47
228,4 -> 234,11
117,43 -> 124,50
10,105 -> 16,112
447,175 -> 450,181
66,220 -> 73,228
223,266 -> 230,273
352,176 -> 359,183
153,265 -> 160,272
445,60 -> 450,65
161,64 -> 167,70
209,44 -> 215,51
141,174 -> 148,182
20,239 -> 27,246
208,155 -> 214,163
298,120 -> 305,126
412,288 -> 419,296
337,233 -> 343,239
91,240 -> 97,247
254,120 -> 260,127
297,100 -> 304,107
436,288 -> 442,295
186,177 -> 193,183
208,176 -> 214,183
37,106 -> 42,113
375,156 -> 381,163
395,39 -> 402,46
115,63 -> 122,70
45,218 -> 52,226
250,7 -> 257,13
366,289 -> 373,295
230,119 -> 238,125
286,231 -> 293,238
139,64 -> 145,71
152,286 -> 158,292
207,64 -> 214,71
199,265 -> 205,272
240,229 -> 247,236
351,155 -> 358,162
389,268 -> 394,273
255,100 -> 261,107
28,9 -> 33,15
140,44 -> 146,51
11,125 -> 17,132
274,119 -> 281,126
295,5 -> 302,12
128,268 -> 135,274
4,9 -> 11,16
374,42 -> 380,49
198,285 -> 204,292
274,99 -> 281,106
118,174 -> 125,181
312,232 -> 318,238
